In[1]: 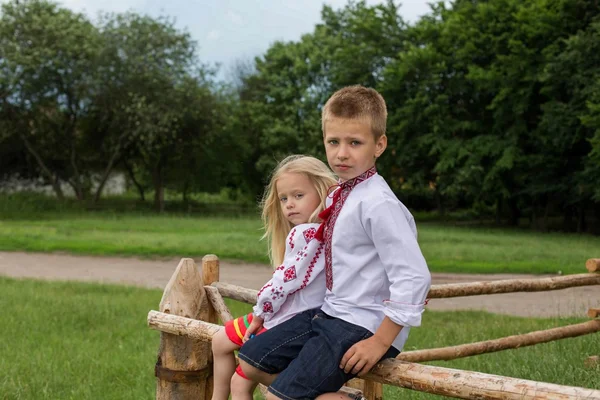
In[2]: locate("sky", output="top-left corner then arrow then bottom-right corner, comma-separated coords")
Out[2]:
2,0 -> 435,80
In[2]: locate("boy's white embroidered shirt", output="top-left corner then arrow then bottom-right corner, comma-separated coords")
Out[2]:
253,223 -> 326,329
321,174 -> 431,351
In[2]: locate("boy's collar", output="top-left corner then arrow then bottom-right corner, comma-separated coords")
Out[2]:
339,165 -> 377,189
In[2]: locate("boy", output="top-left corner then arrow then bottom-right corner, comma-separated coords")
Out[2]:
238,85 -> 431,400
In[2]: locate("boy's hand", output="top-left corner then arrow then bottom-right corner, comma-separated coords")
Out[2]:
242,315 -> 264,343
339,336 -> 389,376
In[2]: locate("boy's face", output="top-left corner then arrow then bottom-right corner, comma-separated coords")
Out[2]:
323,118 -> 387,181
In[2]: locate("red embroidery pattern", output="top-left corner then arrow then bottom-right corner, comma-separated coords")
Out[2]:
295,246 -> 308,261
257,283 -> 272,298
270,286 -> 285,300
288,228 -> 296,250
323,167 -> 377,290
262,301 -> 273,313
283,266 -> 297,282
302,227 -> 316,243
291,242 -> 324,294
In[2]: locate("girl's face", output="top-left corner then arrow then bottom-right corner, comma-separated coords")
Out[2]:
276,172 -> 321,225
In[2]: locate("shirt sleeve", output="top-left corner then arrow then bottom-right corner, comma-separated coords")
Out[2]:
364,199 -> 431,328
253,224 -> 323,321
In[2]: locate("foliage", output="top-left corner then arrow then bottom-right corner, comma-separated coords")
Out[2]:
2,0 -> 600,231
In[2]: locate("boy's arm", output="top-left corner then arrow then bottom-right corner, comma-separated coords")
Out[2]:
367,199 -> 431,327
253,224 -> 323,320
342,199 -> 431,376
340,316 -> 402,376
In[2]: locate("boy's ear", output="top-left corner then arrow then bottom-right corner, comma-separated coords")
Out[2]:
375,135 -> 387,158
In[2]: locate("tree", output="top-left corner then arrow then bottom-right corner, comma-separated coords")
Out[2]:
0,0 -> 101,200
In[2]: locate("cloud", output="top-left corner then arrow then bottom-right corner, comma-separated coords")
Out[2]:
226,10 -> 243,25
207,30 -> 221,41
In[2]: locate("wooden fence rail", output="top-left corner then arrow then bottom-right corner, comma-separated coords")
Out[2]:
148,310 -> 600,400
397,319 -> 600,362
149,256 -> 600,400
212,271 -> 600,304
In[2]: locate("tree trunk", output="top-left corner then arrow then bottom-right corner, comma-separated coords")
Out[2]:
507,197 -> 520,226
542,199 -> 551,231
435,189 -> 445,217
93,136 -> 127,204
124,160 -> 145,201
577,201 -> 586,233
153,163 -> 165,213
67,119 -> 86,202
495,196 -> 503,225
19,133 -> 65,201
182,179 -> 190,210
563,205 -> 574,231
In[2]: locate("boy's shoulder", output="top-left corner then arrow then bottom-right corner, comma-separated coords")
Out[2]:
353,173 -> 399,204
352,174 -> 417,232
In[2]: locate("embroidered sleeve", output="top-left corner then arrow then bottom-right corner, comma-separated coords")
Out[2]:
364,199 -> 432,328
253,224 -> 323,321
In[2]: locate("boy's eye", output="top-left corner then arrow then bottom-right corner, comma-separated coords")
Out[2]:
328,140 -> 338,145
351,140 -> 361,146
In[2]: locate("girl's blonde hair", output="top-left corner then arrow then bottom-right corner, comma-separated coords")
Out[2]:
260,155 -> 337,267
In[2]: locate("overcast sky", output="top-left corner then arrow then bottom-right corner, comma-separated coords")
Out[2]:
2,0 -> 435,80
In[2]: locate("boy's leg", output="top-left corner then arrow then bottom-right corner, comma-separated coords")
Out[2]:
238,309 -> 318,382
267,313 -> 400,400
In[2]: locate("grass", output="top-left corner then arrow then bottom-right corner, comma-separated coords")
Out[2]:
0,192 -> 599,274
0,215 -> 266,262
0,277 -> 597,399
0,211 -> 599,274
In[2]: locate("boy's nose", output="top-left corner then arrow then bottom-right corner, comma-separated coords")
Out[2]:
337,145 -> 349,159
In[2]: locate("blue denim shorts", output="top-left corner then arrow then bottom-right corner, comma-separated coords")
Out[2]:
238,308 -> 400,400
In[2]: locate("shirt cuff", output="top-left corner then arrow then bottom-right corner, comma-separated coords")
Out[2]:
252,305 -> 272,321
383,300 -> 427,327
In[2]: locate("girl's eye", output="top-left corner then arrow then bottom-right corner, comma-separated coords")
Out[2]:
280,197 -> 287,202
328,140 -> 338,145
295,194 -> 304,199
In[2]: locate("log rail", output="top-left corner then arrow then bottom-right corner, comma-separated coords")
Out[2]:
149,256 -> 600,400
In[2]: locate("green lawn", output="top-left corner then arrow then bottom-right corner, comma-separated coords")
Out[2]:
0,277 -> 597,399
0,212 -> 598,274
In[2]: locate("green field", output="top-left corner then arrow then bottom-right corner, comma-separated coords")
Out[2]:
1,277 -> 597,399
0,212 -> 598,274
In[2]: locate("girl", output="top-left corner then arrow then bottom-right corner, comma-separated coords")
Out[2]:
211,155 -> 337,400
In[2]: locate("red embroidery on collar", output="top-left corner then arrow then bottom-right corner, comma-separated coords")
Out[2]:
315,166 -> 377,290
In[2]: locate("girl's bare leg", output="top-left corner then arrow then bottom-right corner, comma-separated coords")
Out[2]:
238,359 -> 277,386
211,329 -> 240,400
230,372 -> 258,400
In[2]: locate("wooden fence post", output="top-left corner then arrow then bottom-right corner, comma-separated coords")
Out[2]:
202,255 -> 220,400
363,380 -> 383,400
155,258 -> 212,400
587,258 -> 600,272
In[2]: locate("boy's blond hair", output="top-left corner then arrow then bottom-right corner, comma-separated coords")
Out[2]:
260,155 -> 337,267
321,85 -> 388,139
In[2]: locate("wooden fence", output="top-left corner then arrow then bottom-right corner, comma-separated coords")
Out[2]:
147,256 -> 600,400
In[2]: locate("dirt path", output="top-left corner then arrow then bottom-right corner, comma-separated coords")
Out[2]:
1,251 -> 597,318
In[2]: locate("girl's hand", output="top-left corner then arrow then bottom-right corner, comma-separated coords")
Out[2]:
242,315 -> 264,343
